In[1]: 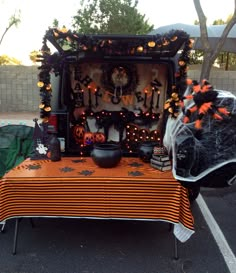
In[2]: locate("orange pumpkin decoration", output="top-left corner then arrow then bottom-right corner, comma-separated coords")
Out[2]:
72,125 -> 85,144
94,132 -> 106,143
83,132 -> 95,145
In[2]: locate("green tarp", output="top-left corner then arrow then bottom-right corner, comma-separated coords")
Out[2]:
0,125 -> 33,177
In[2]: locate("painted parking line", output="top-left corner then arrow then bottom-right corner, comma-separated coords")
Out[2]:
196,194 -> 236,273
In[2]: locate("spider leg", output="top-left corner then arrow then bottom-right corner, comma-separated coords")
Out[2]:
195,113 -> 204,129
183,105 -> 197,123
210,106 -> 229,120
198,102 -> 212,115
180,95 -> 193,112
217,107 -> 231,116
213,113 -> 223,120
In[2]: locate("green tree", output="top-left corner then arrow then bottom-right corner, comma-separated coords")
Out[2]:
0,11 -> 21,46
0,10 -> 21,65
52,19 -> 59,28
0,54 -> 21,65
193,0 -> 236,80
29,50 -> 40,64
212,18 -> 225,25
72,0 -> 154,34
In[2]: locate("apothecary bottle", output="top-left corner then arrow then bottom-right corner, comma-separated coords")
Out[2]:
49,133 -> 61,161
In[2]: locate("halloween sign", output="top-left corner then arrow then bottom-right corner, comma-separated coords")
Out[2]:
70,63 -> 167,111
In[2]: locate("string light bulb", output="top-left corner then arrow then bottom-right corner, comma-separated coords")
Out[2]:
136,46 -> 144,53
148,41 -> 156,48
37,81 -> 44,88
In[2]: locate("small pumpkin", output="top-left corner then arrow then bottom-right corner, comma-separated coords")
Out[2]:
83,132 -> 95,145
94,132 -> 106,143
72,125 -> 85,144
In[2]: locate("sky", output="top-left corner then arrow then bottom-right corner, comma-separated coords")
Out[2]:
0,0 -> 234,65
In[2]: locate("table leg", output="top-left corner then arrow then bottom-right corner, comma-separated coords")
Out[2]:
12,218 -> 20,255
29,218 -> 35,228
1,222 -> 6,233
174,237 -> 179,260
168,224 -> 179,260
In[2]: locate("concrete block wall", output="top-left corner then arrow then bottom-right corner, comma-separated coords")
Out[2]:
0,65 -> 39,112
0,66 -> 235,113
188,70 -> 236,96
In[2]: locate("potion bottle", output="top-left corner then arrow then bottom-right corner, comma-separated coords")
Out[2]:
49,132 -> 61,161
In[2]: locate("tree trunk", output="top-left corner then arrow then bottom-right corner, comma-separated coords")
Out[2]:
193,0 -> 236,81
200,52 -> 214,80
225,52 -> 230,70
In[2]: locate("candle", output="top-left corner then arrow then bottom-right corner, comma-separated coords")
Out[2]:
95,87 -> 102,107
80,89 -> 84,107
149,87 -> 155,111
88,86 -> 92,108
143,89 -> 148,107
95,88 -> 98,107
95,87 -> 101,107
156,89 -> 160,108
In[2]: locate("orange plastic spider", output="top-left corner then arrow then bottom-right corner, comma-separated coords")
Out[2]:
181,79 -> 230,129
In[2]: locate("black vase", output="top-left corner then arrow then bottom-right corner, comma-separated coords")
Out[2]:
49,133 -> 61,162
138,141 -> 158,162
91,143 -> 122,168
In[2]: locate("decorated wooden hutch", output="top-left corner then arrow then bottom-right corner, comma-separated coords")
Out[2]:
36,28 -> 192,157
36,27 -> 236,189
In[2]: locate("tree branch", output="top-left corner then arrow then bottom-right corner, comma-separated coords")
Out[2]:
193,0 -> 210,51
212,2 -> 236,60
0,13 -> 21,46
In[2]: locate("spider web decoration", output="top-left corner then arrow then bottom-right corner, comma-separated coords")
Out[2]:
163,89 -> 236,185
181,79 -> 231,129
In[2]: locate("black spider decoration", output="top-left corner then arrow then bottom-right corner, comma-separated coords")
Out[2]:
181,79 -> 231,129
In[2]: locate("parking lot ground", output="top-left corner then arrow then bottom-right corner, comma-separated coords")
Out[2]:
0,199 -> 232,273
200,184 -> 236,272
0,112 -> 38,127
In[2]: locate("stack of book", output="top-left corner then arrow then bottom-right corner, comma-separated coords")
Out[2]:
150,154 -> 172,171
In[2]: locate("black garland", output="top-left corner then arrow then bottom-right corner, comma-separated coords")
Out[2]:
37,28 -> 191,121
36,39 -> 62,122
164,37 -> 193,118
81,108 -> 160,141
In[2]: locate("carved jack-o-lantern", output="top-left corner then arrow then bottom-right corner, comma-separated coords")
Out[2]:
72,125 -> 85,144
83,132 -> 94,145
94,132 -> 106,143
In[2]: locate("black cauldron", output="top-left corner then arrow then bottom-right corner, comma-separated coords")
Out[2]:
91,143 -> 122,168
138,141 -> 158,162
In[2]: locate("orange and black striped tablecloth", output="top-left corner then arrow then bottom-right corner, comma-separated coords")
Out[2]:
0,157 -> 194,242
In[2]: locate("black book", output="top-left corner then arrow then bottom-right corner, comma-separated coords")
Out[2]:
152,154 -> 170,162
150,158 -> 171,167
150,162 -> 172,171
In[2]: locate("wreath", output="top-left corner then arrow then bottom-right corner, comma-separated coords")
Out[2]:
101,63 -> 138,96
